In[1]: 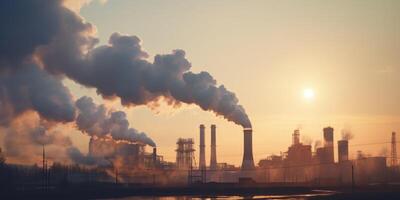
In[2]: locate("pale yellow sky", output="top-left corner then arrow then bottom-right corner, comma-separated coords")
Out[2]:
59,0 -> 400,166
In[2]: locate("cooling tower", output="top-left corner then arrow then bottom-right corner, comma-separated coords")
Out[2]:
241,128 -> 255,170
338,140 -> 349,163
199,124 -> 206,169
210,124 -> 217,170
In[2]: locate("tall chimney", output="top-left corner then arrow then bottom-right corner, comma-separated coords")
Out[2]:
199,124 -> 206,169
338,140 -> 348,163
210,124 -> 217,170
241,128 -> 255,170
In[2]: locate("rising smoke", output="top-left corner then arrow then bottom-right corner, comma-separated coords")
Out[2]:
34,0 -> 251,128
2,113 -> 73,164
0,0 -> 251,165
76,96 -> 155,146
341,129 -> 354,141
0,64 -> 76,125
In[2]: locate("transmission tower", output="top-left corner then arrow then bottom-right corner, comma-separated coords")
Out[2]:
391,132 -> 398,166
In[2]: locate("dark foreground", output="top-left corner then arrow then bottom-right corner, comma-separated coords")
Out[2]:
1,183 -> 400,199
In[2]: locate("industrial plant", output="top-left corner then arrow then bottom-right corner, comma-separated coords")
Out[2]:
1,124 -> 399,187
74,123 -> 398,187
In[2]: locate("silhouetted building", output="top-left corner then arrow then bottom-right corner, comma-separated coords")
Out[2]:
322,127 -> 334,163
338,140 -> 349,163
287,129 -> 312,165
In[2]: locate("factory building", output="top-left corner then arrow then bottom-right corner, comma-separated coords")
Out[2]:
88,137 -> 163,169
258,127 -> 388,186
287,129 -> 312,165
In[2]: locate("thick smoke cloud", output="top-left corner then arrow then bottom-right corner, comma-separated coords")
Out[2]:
1,0 -> 251,128
67,146 -> 111,167
0,0 -> 251,166
76,96 -> 156,146
2,113 -> 73,164
0,64 -> 76,125
35,1 -> 252,128
0,0 -> 62,69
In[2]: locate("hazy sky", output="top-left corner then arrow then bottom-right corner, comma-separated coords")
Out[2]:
58,0 -> 400,166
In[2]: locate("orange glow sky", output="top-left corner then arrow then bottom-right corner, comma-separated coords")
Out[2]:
36,0 -> 400,166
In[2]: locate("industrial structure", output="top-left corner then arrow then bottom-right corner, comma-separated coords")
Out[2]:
241,128 -> 255,170
199,125 -> 206,170
258,127 -> 388,186
338,140 -> 349,163
392,132 -> 398,167
210,124 -> 217,170
176,138 -> 195,169
88,137 -> 163,169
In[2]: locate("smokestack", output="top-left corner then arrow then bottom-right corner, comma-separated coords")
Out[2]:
241,128 -> 255,170
338,140 -> 349,163
293,129 -> 300,145
199,124 -> 206,169
153,147 -> 157,167
323,127 -> 334,163
210,124 -> 217,170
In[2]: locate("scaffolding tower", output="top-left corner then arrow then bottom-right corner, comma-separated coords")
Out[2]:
176,138 -> 196,169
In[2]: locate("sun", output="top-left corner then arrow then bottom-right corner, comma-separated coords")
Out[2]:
303,88 -> 315,101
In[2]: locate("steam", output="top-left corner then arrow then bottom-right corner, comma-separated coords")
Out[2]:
67,146 -> 111,167
76,96 -> 156,146
301,135 -> 313,145
314,140 -> 322,151
0,64 -> 76,125
0,0 -> 251,166
2,113 -> 73,164
341,129 -> 354,141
